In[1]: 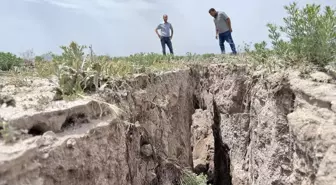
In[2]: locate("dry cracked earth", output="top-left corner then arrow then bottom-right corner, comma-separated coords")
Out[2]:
0,64 -> 336,185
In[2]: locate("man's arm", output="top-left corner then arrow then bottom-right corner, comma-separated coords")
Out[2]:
155,25 -> 161,38
170,23 -> 174,39
221,12 -> 232,32
214,20 -> 219,39
226,18 -> 232,32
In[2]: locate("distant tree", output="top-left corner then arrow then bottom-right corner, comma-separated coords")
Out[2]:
0,52 -> 24,71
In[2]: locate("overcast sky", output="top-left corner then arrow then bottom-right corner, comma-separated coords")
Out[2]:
0,0 -> 334,56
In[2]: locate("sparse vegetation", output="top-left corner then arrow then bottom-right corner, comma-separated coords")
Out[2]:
180,170 -> 207,185
0,2 -> 334,100
31,42 -> 222,100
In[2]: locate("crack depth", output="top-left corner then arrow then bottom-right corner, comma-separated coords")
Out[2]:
211,100 -> 232,185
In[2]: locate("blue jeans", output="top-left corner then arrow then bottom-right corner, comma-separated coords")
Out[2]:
160,36 -> 174,55
219,31 -> 237,54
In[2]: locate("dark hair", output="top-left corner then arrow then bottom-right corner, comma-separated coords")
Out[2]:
209,8 -> 216,13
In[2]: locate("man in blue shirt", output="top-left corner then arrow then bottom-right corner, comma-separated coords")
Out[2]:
155,14 -> 174,55
209,8 -> 237,55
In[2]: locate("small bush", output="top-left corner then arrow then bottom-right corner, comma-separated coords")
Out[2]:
0,52 -> 24,71
180,171 -> 207,185
247,3 -> 336,68
34,56 -> 44,63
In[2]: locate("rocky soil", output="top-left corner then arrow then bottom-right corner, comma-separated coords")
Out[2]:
0,64 -> 335,185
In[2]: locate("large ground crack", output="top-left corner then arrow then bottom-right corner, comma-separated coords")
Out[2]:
211,100 -> 232,185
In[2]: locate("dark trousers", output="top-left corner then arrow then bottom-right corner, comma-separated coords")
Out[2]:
219,31 -> 237,54
160,37 -> 174,55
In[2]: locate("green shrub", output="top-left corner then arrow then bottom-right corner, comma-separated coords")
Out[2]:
180,171 -> 207,185
277,3 -> 335,66
248,3 -> 336,67
34,56 -> 44,63
58,41 -> 87,69
0,52 -> 24,71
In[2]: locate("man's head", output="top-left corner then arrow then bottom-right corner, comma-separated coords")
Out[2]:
163,14 -> 168,23
208,8 -> 217,17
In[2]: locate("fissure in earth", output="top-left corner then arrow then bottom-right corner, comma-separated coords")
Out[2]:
212,100 -> 232,185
